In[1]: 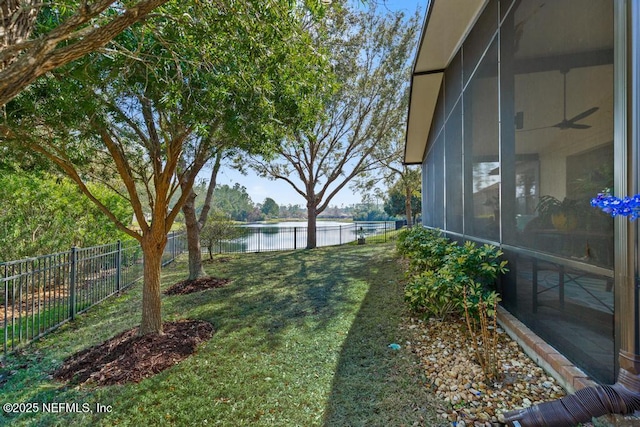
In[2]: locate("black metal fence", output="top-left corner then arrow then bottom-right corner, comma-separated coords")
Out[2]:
1,221 -> 400,359
1,232 -> 185,359
209,221 -> 400,253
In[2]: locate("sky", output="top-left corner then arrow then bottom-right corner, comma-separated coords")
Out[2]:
206,0 -> 426,208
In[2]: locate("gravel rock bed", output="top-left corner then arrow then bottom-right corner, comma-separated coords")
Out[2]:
403,316 -> 568,426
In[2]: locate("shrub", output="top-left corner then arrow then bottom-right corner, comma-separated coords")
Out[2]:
399,227 -> 508,380
396,227 -> 455,275
405,269 -> 463,320
463,284 -> 501,381
400,229 -> 507,320
200,212 -> 248,259
443,241 -> 508,290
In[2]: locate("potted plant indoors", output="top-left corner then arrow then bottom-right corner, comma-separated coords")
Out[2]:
536,195 -> 579,231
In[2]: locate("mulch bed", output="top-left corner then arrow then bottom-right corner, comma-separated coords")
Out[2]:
53,320 -> 214,386
163,277 -> 231,296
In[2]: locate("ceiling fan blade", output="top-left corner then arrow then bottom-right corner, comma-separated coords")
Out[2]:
568,123 -> 591,129
567,106 -> 599,123
553,122 -> 568,129
552,120 -> 591,130
516,124 -> 554,132
518,72 -> 599,132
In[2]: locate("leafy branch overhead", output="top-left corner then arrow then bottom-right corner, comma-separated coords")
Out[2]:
2,0 -> 332,335
0,0 -> 173,107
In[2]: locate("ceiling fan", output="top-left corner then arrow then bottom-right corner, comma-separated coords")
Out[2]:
517,69 -> 599,132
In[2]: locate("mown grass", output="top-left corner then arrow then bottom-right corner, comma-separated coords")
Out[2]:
1,300 -> 95,351
345,228 -> 403,246
0,243 -> 443,426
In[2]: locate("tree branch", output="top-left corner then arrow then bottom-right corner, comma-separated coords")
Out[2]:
0,0 -> 169,107
99,127 -> 150,234
25,139 -> 140,240
197,149 -> 224,228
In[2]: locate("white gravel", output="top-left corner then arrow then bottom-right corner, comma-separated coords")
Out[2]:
402,316 -> 568,426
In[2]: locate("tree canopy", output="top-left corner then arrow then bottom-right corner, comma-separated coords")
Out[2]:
384,178 -> 421,224
210,184 -> 256,222
241,4 -> 421,248
1,0 -> 333,335
261,198 -> 280,218
0,0 -> 171,107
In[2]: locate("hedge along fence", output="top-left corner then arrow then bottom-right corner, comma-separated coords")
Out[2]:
396,227 -> 508,380
0,232 -> 185,360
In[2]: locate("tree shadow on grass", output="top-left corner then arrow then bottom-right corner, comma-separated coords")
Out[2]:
163,245 -> 376,350
0,245 -> 448,427
321,251 -> 446,427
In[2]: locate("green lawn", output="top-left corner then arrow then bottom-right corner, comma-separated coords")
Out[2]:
354,227 -> 402,244
0,243 -> 443,426
2,303 -> 75,349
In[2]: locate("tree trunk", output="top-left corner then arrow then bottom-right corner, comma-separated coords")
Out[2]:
183,190 -> 206,280
139,230 -> 167,335
405,185 -> 413,228
306,204 -> 317,249
181,152 -> 222,280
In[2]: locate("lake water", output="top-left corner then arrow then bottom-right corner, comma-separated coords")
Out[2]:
218,221 -> 395,253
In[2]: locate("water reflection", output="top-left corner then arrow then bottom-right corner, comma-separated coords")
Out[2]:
215,222 -> 396,253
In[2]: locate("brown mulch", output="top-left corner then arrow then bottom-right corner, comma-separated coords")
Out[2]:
53,320 -> 214,386
163,276 -> 230,295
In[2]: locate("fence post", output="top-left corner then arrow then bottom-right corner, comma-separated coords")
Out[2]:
116,240 -> 122,293
173,232 -> 177,260
384,222 -> 387,242
3,265 -> 7,358
294,227 -> 297,250
69,246 -> 77,320
169,232 -> 172,260
339,225 -> 342,245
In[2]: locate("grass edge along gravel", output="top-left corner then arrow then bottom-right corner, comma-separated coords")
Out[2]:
0,243 -> 443,426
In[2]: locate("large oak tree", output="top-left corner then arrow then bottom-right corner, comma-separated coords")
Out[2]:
178,2 -> 331,280
242,5 -> 420,248
2,0 -> 330,335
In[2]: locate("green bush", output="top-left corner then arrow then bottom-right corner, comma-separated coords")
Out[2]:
200,211 -> 249,259
0,172 -> 132,262
399,228 -> 507,320
405,269 -> 463,320
396,227 -> 455,274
